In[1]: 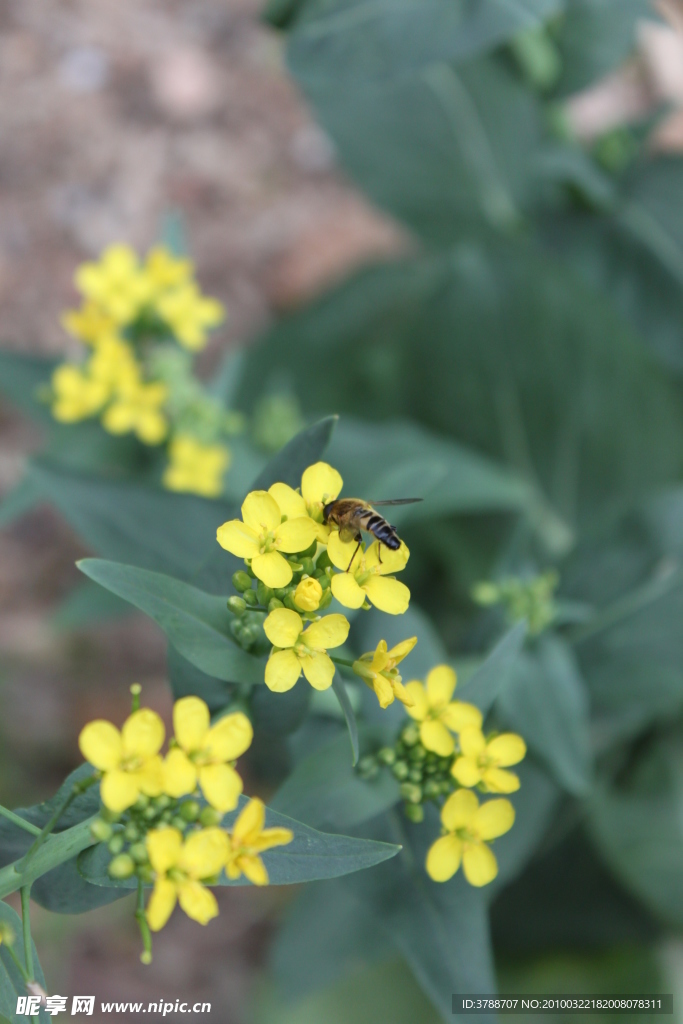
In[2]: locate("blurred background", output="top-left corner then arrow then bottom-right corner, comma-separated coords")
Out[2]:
3,0 -> 683,1021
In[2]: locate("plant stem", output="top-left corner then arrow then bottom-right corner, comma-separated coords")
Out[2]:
4,938 -> 30,983
0,806 -> 42,838
16,776 -> 98,873
20,887 -> 39,1024
330,656 -> 356,668
135,878 -> 153,965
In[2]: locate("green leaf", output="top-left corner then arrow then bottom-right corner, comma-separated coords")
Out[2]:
554,0 -> 652,96
497,634 -> 591,795
52,579 -> 132,630
287,0 -> 562,86
457,620 -> 527,713
0,349 -> 58,426
331,672 -> 359,765
29,459 -> 236,586
249,415 -> 338,490
78,796 -> 400,889
207,348 -> 246,405
0,901 -> 50,1024
295,58 -> 540,244
77,559 -> 265,685
166,644 -> 237,711
271,727 -> 400,830
343,810 -> 497,1023
0,476 -> 41,530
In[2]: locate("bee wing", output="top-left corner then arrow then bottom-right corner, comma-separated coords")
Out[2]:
368,498 -> 423,506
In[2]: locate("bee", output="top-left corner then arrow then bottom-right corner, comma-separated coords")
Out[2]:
322,498 -> 422,571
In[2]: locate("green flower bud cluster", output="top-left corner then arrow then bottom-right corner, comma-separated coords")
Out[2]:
472,569 -> 559,635
355,723 -> 458,824
92,794 -> 213,884
228,546 -> 334,627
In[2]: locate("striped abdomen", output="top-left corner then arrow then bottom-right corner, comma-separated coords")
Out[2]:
362,512 -> 401,550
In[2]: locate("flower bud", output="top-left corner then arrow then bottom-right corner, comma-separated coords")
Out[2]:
133,795 -> 149,811
101,807 -> 121,823
423,780 -> 442,800
392,760 -> 409,780
232,571 -> 253,592
137,864 -> 155,885
408,768 -> 423,783
199,807 -> 222,827
356,755 -> 379,779
256,582 -> 274,606
317,587 -> 333,610
107,834 -> 125,855
299,557 -> 315,576
129,842 -> 149,864
404,803 -> 424,823
268,597 -> 284,612
154,794 -> 171,810
179,800 -> 201,822
243,589 -> 259,607
293,577 -> 323,612
108,853 -> 135,879
409,743 -> 426,762
316,549 -> 332,571
227,596 -> 247,615
143,806 -> 158,821
170,815 -> 188,830
377,747 -> 396,766
90,818 -> 113,843
283,592 -> 299,611
402,724 -> 420,747
400,782 -> 422,804
299,539 -> 318,559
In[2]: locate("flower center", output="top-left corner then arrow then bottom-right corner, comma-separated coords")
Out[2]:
258,529 -> 277,554
167,867 -> 187,883
121,754 -> 144,772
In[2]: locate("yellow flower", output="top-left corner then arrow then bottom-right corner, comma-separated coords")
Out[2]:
146,826 -> 229,931
327,533 -> 410,614
79,709 -> 165,813
404,665 -> 483,757
61,300 -> 120,346
144,246 -> 192,294
225,798 -> 293,885
263,608 -> 349,692
51,364 -> 109,423
352,637 -> 417,709
293,576 -> 323,612
216,490 -> 317,589
88,336 -> 139,391
451,729 -> 526,793
426,789 -> 514,886
163,435 -> 231,498
75,244 -> 153,325
269,461 -> 343,543
163,697 -> 253,812
101,377 -> 169,445
156,282 -> 225,351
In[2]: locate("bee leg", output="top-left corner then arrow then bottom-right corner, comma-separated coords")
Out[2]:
378,545 -> 383,564
346,539 -> 362,573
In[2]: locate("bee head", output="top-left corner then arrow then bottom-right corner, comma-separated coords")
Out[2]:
322,501 -> 335,523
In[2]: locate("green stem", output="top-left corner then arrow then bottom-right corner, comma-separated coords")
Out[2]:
0,806 -> 42,838
135,878 -> 153,965
15,776 -> 98,873
0,817 -> 96,901
330,656 -> 356,669
21,887 -> 38,1024
4,938 -> 30,983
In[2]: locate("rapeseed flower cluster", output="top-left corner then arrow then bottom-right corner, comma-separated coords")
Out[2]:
356,663 -> 526,888
50,243 -> 234,498
217,462 -> 417,703
79,693 -> 292,943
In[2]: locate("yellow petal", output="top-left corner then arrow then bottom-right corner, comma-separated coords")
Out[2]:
146,878 -> 178,931
180,827 -> 230,879
330,572 -> 366,609
242,490 -> 281,533
100,770 -> 141,812
472,798 -> 515,840
79,721 -> 122,771
198,763 -> 243,812
364,540 -> 410,575
459,727 -> 487,758
301,652 -> 336,690
268,482 -> 308,519
275,517 -> 317,553
205,712 -> 253,762
137,755 -> 164,797
371,675 -> 395,708
163,749 -> 198,798
441,701 -> 483,733
294,577 -> 323,612
451,757 -> 483,788
419,719 -> 455,757
425,665 -> 457,707
369,640 -> 389,673
121,709 -> 165,759
403,682 -> 428,721
482,767 -> 520,794
265,649 -> 302,692
216,520 -> 260,558
391,679 -> 415,708
177,880 -> 219,925
146,827 -> 183,873
487,733 -> 527,767
386,636 -> 417,664
425,835 -> 463,882
233,796 -> 265,844
251,551 -> 293,588
263,608 -> 303,648
327,531 -> 362,572
301,462 -> 343,505
462,841 -> 498,887
239,854 -> 269,886
363,575 -> 410,615
303,613 -> 350,650
173,695 -> 210,752
441,788 -> 479,831
251,827 -> 293,852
